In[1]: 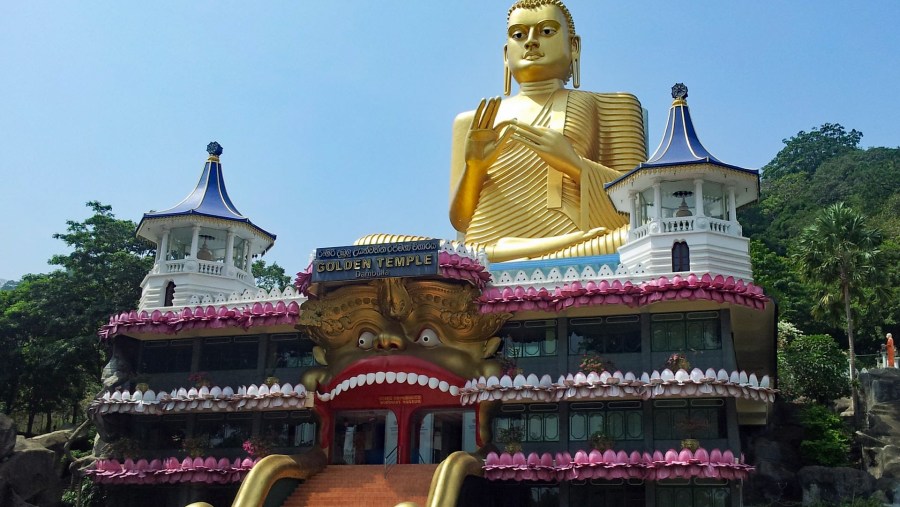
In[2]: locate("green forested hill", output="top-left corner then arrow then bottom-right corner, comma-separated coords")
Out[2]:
739,124 -> 900,353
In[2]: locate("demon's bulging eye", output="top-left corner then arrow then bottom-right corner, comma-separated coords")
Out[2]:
358,331 -> 376,350
416,328 -> 442,348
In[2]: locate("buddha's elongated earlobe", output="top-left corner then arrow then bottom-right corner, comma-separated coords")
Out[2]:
503,46 -> 511,96
572,56 -> 580,89
571,36 -> 582,89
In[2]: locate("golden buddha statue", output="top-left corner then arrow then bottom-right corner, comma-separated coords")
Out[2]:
448,0 -> 646,262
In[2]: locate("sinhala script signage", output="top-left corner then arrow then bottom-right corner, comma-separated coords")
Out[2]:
311,240 -> 440,282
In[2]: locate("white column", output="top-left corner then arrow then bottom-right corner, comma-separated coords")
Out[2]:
190,225 -> 201,258
693,179 -> 705,217
225,230 -> 235,267
158,229 -> 170,264
652,181 -> 662,220
628,192 -> 637,229
245,238 -> 255,271
728,186 -> 738,222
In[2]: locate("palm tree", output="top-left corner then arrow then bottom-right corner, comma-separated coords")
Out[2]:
795,202 -> 883,415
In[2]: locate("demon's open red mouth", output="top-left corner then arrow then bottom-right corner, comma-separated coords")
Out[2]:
316,355 -> 465,402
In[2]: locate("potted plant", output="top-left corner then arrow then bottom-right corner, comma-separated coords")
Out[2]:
242,434 -> 278,459
180,434 -> 210,458
496,355 -> 519,377
664,353 -> 691,371
676,416 -> 709,451
589,430 -> 614,451
497,425 -> 524,454
109,437 -> 142,460
188,371 -> 212,388
580,354 -> 615,373
133,374 -> 150,393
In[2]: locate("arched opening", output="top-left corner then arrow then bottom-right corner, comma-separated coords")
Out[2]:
164,281 -> 176,307
672,241 -> 690,272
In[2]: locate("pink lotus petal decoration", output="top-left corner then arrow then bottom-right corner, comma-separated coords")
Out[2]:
478,272 -> 768,314
481,447 -> 753,483
86,456 -> 259,485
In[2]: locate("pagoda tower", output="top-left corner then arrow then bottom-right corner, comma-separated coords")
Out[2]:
606,84 -> 760,280
135,142 -> 275,309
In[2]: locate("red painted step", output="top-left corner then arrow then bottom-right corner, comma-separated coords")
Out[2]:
281,464 -> 438,507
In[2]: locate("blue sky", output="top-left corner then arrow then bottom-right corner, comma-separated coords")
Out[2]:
1,1 -> 898,281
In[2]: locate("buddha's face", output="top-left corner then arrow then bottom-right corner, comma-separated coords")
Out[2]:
506,4 -> 578,84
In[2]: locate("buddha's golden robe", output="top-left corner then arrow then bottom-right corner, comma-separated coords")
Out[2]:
463,90 -> 645,253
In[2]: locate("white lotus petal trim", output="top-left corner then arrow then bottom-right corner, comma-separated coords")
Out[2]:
89,383 -> 308,416
458,369 -> 775,405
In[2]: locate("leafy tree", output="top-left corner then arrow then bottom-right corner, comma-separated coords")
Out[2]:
252,260 -> 291,291
778,331 -> 849,403
794,203 -> 884,414
762,123 -> 862,181
0,202 -> 152,433
798,404 -> 851,467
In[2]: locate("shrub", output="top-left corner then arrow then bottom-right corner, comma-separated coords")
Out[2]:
779,333 -> 850,403
798,404 -> 850,467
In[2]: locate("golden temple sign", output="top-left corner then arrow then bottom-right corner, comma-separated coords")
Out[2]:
311,240 -> 440,282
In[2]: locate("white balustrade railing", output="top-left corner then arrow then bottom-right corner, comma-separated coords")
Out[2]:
165,261 -> 185,273
662,217 -> 695,233
630,217 -> 738,237
197,260 -> 224,276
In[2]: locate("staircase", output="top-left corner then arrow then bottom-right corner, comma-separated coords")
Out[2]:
281,464 -> 439,507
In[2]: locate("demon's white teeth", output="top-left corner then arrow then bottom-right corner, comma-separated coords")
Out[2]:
324,371 -> 463,401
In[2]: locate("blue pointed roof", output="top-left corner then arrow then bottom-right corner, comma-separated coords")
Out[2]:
138,142 -> 275,241
606,84 -> 756,190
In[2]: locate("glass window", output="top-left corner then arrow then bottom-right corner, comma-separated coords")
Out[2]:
570,481 -> 645,507
266,333 -> 317,368
139,339 -> 193,374
502,320 -> 557,358
494,404 -> 559,443
672,241 -> 690,272
527,486 -> 559,507
131,415 -> 188,450
569,316 -> 641,355
652,399 -> 725,440
167,227 -> 193,261
195,414 -> 253,449
702,181 -> 728,221
569,401 -> 643,442
651,312 -> 720,351
200,336 -> 259,371
261,412 -> 316,448
657,482 -> 730,507
232,236 -> 247,271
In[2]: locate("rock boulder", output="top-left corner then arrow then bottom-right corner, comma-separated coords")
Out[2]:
0,414 -> 15,460
799,466 -> 876,505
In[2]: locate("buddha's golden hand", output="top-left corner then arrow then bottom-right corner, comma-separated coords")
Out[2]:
465,97 -> 514,173
510,121 -> 583,181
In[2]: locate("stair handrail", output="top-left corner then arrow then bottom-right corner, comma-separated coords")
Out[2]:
383,445 -> 399,477
227,449 -> 326,507
420,451 -> 483,507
